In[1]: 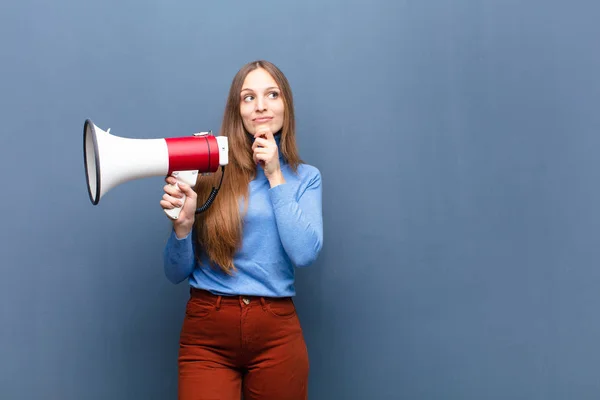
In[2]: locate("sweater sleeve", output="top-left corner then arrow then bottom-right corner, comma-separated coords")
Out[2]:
269,170 -> 323,267
163,229 -> 196,284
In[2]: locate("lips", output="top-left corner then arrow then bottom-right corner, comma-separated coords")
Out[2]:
253,117 -> 273,123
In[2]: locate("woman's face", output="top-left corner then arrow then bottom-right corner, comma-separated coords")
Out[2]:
239,68 -> 284,136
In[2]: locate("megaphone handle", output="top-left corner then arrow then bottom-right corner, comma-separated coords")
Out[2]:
164,170 -> 199,220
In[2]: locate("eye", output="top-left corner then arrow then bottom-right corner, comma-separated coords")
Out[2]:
268,91 -> 279,99
243,94 -> 254,102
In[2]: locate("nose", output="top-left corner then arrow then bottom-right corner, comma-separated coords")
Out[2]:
255,96 -> 267,112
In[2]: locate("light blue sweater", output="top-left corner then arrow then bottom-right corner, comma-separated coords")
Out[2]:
163,136 -> 323,297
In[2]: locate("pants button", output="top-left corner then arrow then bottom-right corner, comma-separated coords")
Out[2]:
242,297 -> 250,305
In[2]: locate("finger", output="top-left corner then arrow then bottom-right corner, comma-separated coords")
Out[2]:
163,184 -> 183,198
253,148 -> 271,160
165,175 -> 178,185
259,129 -> 275,141
254,126 -> 271,138
253,150 -> 260,163
160,200 -> 175,210
161,194 -> 183,208
253,138 -> 270,148
160,200 -> 183,210
253,151 -> 272,163
252,139 -> 267,152
177,182 -> 197,199
253,146 -> 269,154
255,153 -> 270,162
254,152 -> 267,165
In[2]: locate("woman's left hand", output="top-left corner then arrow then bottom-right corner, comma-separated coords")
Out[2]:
252,127 -> 285,187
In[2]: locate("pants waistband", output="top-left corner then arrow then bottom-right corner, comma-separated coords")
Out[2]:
190,287 -> 292,308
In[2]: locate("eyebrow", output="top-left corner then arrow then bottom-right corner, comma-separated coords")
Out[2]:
241,86 -> 280,93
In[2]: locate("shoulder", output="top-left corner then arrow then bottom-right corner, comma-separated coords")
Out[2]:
296,163 -> 321,182
295,163 -> 322,193
279,162 -> 322,195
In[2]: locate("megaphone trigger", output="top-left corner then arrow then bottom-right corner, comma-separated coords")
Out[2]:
164,170 -> 199,220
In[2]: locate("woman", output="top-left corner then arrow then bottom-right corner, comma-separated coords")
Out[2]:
160,60 -> 323,400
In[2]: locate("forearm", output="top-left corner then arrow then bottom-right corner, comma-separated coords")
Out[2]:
267,170 -> 286,188
174,222 -> 194,240
269,181 -> 323,267
163,229 -> 195,283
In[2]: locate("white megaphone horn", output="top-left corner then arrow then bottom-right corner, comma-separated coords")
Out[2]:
83,119 -> 228,219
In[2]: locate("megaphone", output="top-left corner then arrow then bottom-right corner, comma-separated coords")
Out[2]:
83,119 -> 228,219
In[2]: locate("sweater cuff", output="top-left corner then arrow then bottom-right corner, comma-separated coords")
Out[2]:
169,228 -> 193,249
269,183 -> 296,208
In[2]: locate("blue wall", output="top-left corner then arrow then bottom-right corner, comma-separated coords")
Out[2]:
2,0 -> 600,399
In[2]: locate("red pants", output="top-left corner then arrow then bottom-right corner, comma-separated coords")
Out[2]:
178,288 -> 309,400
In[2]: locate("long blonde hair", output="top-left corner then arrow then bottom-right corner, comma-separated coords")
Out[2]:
193,60 -> 303,274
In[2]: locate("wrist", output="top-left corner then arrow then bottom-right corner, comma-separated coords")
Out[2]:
268,170 -> 285,188
174,222 -> 194,239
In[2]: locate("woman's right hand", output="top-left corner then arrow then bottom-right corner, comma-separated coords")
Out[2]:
160,175 -> 198,238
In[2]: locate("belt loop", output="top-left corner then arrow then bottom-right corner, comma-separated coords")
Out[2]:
216,295 -> 222,310
260,297 -> 266,310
